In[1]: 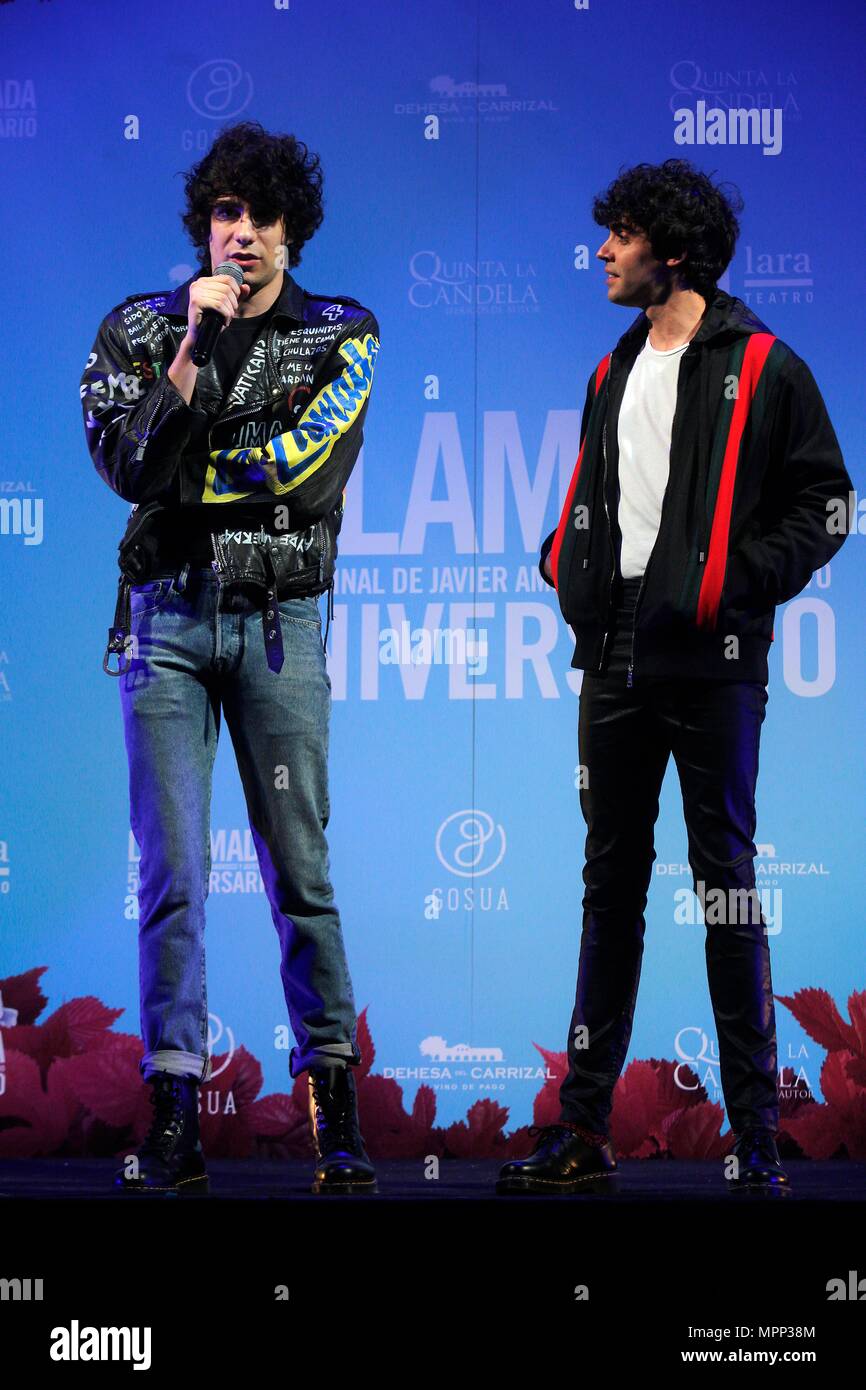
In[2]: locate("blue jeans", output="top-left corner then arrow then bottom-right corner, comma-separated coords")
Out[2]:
119,565 -> 360,1084
560,575 -> 779,1137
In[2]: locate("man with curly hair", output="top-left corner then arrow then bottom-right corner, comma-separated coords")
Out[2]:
497,159 -> 853,1199
81,120 -> 380,1195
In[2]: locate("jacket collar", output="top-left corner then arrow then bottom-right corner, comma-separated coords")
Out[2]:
162,268 -> 306,323
613,288 -> 771,360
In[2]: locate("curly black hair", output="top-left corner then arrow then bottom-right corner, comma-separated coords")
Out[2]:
592,158 -> 744,298
180,119 -> 324,272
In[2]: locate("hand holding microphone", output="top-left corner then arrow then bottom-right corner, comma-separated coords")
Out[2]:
188,261 -> 252,366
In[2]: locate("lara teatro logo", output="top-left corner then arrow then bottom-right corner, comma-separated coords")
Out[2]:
735,244 -> 814,308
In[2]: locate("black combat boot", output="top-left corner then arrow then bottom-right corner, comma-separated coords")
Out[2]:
726,1127 -> 791,1197
307,1063 -> 377,1194
114,1071 -> 208,1195
496,1122 -> 619,1195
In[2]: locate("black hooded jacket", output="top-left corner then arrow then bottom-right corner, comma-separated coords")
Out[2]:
539,289 -> 853,683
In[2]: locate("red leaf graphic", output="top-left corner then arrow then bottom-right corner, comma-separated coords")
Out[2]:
783,1052 -> 866,1159
247,1090 -> 313,1159
0,1049 -> 81,1157
441,1098 -> 511,1157
775,988 -> 857,1053
646,1056 -> 709,1109
530,1042 -> 566,1126
56,1036 -> 148,1132
847,991 -> 866,1054
0,966 -> 49,1025
355,1007 -> 375,1077
610,1060 -> 672,1155
662,1101 -> 729,1158
412,1083 -> 437,1130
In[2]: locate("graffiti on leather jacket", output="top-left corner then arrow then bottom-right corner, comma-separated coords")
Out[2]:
216,524 -> 316,552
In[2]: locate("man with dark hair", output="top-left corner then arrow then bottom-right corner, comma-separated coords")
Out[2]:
80,120 -> 380,1195
496,158 -> 853,1198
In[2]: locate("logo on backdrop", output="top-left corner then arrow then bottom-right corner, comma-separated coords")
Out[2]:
205,1012 -> 236,1084
0,988 -> 18,1099
426,810 -> 509,919
732,244 -> 814,308
394,74 -> 557,124
383,1036 -> 552,1095
421,1036 -> 503,1063
668,60 -> 801,120
674,1025 -> 814,1101
186,59 -> 254,120
651,841 -> 830,892
126,828 -> 265,916
0,79 -> 37,138
408,250 -> 539,314
754,842 -> 830,888
435,810 -> 506,877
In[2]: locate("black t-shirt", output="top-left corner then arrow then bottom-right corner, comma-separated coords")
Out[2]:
157,298 -> 281,569
212,297 -> 279,407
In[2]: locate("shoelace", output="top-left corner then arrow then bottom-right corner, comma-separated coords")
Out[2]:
527,1122 -> 608,1150
141,1079 -> 185,1156
313,1104 -> 360,1154
735,1128 -> 780,1163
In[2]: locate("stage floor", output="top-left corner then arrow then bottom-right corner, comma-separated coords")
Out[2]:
2,1156 -> 864,1200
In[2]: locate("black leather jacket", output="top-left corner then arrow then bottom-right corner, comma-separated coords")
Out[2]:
80,268 -> 380,671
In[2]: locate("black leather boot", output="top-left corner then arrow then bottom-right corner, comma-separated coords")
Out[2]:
496,1122 -> 619,1195
726,1127 -> 791,1197
114,1072 -> 208,1195
307,1064 -> 377,1194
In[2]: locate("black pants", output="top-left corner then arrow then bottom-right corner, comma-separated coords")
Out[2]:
560,575 -> 779,1138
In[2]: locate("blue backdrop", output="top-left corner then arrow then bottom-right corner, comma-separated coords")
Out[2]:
1,0 -> 863,1144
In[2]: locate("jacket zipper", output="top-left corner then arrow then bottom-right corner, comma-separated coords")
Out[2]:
627,573 -> 646,689
625,349 -> 699,686
210,529 -> 224,606
134,388 -> 184,462
597,421 -> 617,671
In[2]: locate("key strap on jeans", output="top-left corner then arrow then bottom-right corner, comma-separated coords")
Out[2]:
103,575 -> 133,677
262,548 -> 285,674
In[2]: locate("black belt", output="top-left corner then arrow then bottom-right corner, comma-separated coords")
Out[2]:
103,558 -> 336,677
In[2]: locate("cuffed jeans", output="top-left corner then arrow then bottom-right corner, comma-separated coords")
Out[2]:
560,575 -> 779,1138
119,565 -> 360,1084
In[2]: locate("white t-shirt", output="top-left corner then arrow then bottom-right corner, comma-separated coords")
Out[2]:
617,336 -> 690,579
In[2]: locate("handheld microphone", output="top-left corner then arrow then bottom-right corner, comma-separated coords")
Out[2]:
190,260 -> 245,367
